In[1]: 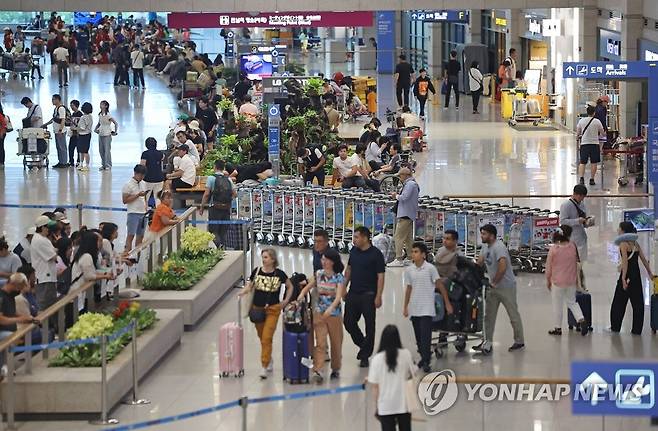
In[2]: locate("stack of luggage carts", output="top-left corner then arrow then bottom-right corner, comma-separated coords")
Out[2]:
432,256 -> 487,357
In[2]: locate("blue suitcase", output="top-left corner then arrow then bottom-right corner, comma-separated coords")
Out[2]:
282,330 -> 310,384
568,292 -> 592,332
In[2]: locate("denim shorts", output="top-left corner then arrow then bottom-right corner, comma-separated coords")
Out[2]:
126,213 -> 146,236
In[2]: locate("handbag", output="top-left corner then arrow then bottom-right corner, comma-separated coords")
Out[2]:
241,266 -> 258,318
405,363 -> 421,415
440,80 -> 448,95
5,115 -> 13,132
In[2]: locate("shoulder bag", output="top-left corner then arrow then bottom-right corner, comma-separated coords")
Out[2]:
469,69 -> 483,92
246,267 -> 267,323
577,117 -> 595,144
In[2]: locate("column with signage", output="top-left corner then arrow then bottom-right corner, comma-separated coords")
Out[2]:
376,11 -> 395,74
562,61 -> 658,216
268,104 -> 281,178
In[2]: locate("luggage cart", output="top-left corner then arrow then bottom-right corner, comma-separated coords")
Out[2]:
179,80 -> 203,107
432,260 -> 487,358
17,128 -> 50,169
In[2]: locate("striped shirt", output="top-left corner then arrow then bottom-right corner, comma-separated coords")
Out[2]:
403,261 -> 439,317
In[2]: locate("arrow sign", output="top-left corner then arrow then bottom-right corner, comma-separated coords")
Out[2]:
566,65 -> 575,75
580,372 -> 608,406
411,13 -> 417,19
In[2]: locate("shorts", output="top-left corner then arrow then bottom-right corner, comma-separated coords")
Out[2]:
579,144 -> 601,164
126,212 -> 146,236
77,134 -> 91,153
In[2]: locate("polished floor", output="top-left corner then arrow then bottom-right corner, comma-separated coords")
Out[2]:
2,65 -> 657,431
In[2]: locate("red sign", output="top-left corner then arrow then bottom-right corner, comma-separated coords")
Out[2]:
168,11 -> 374,29
533,217 -> 559,228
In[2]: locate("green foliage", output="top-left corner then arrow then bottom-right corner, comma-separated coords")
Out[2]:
50,304 -> 157,368
142,249 -> 224,291
304,77 -> 324,96
285,62 -> 306,75
217,98 -> 233,113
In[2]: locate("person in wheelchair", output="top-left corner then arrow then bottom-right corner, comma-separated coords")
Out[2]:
372,142 -> 402,180
366,135 -> 390,172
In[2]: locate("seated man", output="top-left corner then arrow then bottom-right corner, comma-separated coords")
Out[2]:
331,144 -> 366,189
373,143 -> 402,179
1,273 -> 34,368
297,145 -> 326,186
174,129 -> 200,166
166,144 -> 197,190
354,143 -> 380,192
399,105 -> 422,129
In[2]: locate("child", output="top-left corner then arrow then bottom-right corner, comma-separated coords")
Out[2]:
402,242 -> 453,372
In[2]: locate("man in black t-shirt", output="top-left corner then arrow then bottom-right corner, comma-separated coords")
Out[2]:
343,226 -> 386,368
443,50 -> 462,109
394,54 -> 415,107
0,273 -> 33,366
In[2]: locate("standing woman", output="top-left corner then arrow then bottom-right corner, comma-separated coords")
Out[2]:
610,221 -> 653,334
239,248 -> 294,379
94,100 -> 118,171
100,223 -> 121,301
70,231 -> 115,312
140,137 -> 164,206
545,225 -> 588,336
0,102 -> 7,167
468,61 -> 484,114
297,248 -> 345,383
367,325 -> 415,431
75,102 -> 93,171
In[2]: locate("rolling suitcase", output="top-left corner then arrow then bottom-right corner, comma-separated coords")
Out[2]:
282,329 -> 310,384
568,291 -> 592,332
219,297 -> 244,377
651,294 -> 658,334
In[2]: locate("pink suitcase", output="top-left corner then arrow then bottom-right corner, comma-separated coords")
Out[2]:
219,297 -> 244,378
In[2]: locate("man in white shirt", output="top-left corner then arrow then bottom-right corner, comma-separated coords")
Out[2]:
20,97 -> 43,127
41,94 -> 68,168
52,42 -> 69,87
331,144 -> 366,189
174,129 -> 200,166
402,242 -> 453,372
122,165 -> 148,252
130,45 -> 145,89
167,144 -> 197,190
577,105 -> 606,186
31,215 -> 58,313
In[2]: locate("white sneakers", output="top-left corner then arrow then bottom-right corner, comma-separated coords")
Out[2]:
387,259 -> 411,268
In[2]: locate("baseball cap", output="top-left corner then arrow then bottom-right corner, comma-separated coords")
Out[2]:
26,226 -> 36,235
54,211 -> 71,224
188,120 -> 200,131
35,215 -> 51,228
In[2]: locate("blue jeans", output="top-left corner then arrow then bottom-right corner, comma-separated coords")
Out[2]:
0,330 -> 13,367
54,132 -> 67,165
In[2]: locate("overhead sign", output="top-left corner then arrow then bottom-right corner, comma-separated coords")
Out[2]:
562,61 -> 650,79
599,28 -> 623,60
408,10 -> 469,23
572,361 -> 658,416
528,19 -> 541,35
168,11 -> 374,29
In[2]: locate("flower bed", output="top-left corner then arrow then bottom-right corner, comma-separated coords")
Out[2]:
50,301 -> 157,367
142,226 -> 225,291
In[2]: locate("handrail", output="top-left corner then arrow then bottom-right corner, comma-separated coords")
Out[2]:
0,280 -> 96,354
443,193 -> 652,199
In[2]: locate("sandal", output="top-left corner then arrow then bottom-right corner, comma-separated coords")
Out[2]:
548,328 -> 562,336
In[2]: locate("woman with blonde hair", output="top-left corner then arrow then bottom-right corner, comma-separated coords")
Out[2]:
239,248 -> 294,379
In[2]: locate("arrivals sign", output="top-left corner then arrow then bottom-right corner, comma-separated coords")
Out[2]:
168,11 -> 374,29
562,61 -> 650,79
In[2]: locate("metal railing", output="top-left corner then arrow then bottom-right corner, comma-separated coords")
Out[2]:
442,193 -> 652,207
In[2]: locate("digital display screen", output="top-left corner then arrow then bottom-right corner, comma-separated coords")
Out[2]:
240,54 -> 273,80
74,12 -> 103,26
623,208 -> 654,232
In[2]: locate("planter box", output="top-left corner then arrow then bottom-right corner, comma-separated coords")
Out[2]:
2,308 -> 183,414
136,251 -> 243,328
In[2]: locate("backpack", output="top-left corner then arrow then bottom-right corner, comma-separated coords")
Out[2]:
57,265 -> 83,295
212,174 -> 233,209
54,105 -> 72,127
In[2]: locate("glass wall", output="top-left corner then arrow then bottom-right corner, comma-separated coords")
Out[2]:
402,13 -> 430,71
440,22 -> 466,64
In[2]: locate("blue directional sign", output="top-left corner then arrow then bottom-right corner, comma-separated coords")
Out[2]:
572,361 -> 658,416
268,104 -> 281,159
562,61 -> 651,79
408,10 -> 469,23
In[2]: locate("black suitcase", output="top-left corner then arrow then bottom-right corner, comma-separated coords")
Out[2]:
650,294 -> 658,334
2,54 -> 13,71
568,291 -> 592,332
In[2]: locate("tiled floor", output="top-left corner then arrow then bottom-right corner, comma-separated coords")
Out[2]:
2,64 -> 657,431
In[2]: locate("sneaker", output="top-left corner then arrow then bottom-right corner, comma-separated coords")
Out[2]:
99,167 -> 106,171
422,364 -> 431,373
471,342 -> 484,352
455,107 -> 459,110
359,358 -> 369,368
312,371 -> 324,384
579,177 -> 585,185
589,178 -> 596,186
259,368 -> 268,380
330,370 -> 340,380
473,341 -> 492,355
508,343 -> 525,352
443,107 -> 448,111
578,320 -> 589,336
387,259 -> 406,268
548,328 -> 562,336
266,360 -> 273,372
